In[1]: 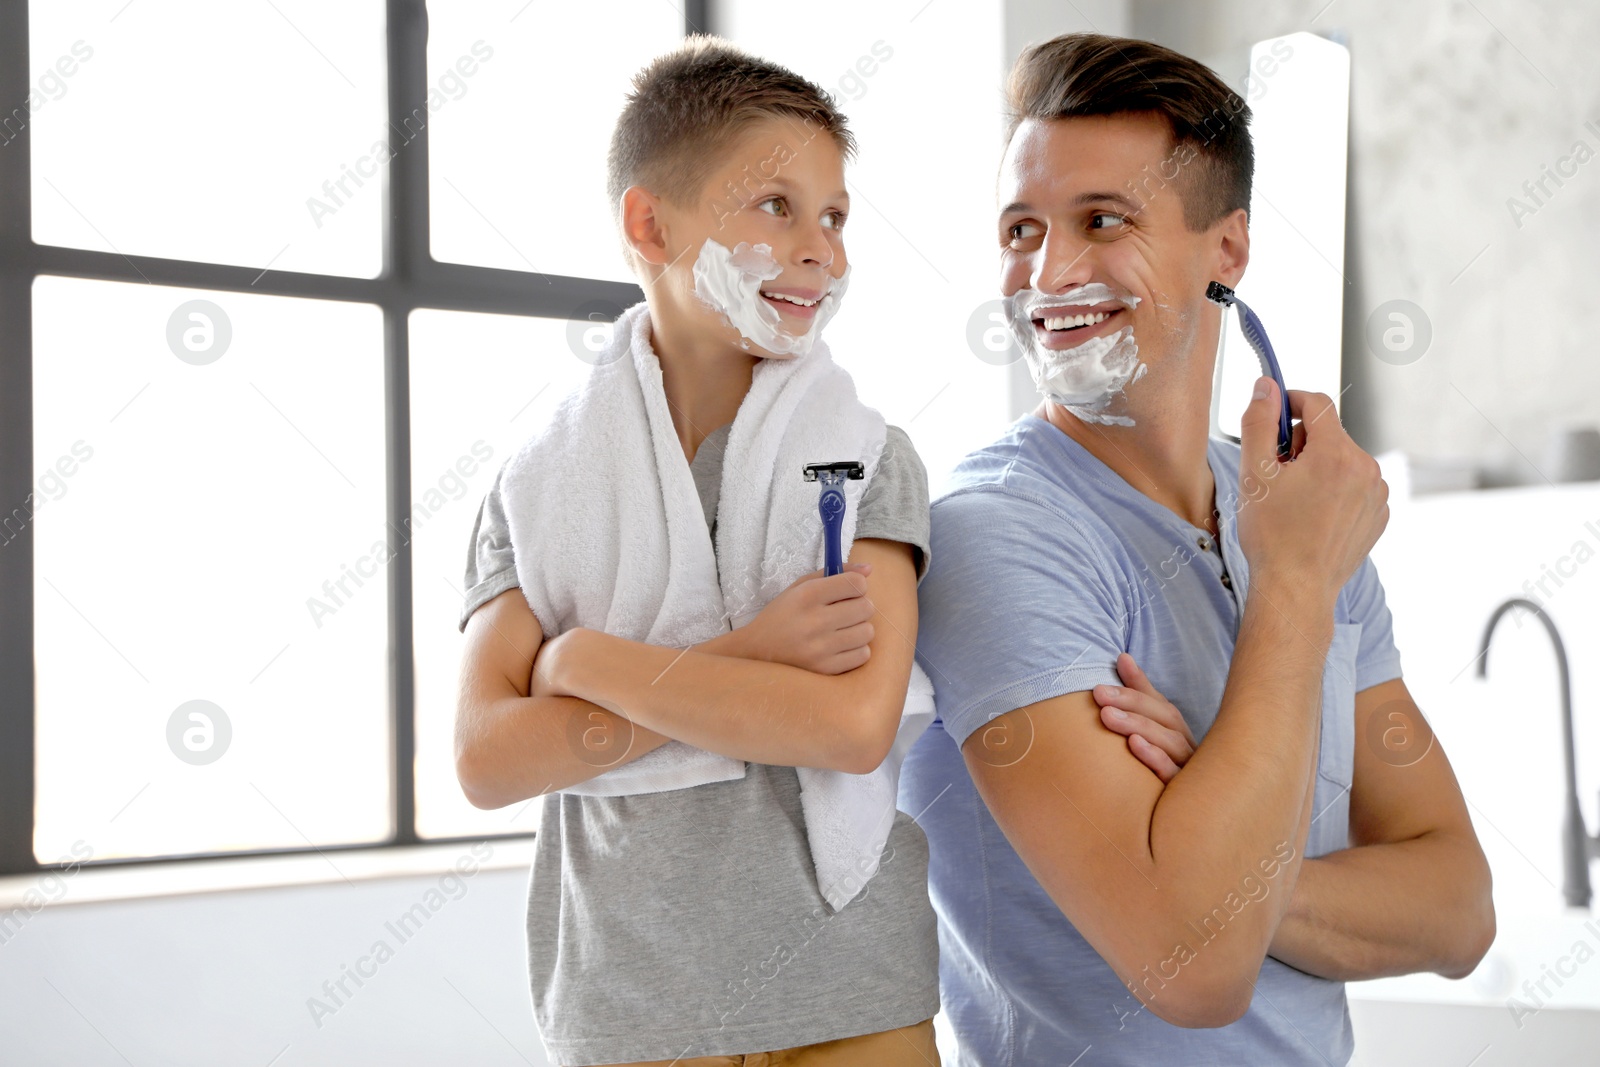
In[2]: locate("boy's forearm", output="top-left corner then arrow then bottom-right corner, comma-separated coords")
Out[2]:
463,629 -> 762,806
548,627 -> 889,773
1267,832 -> 1496,981
461,693 -> 673,805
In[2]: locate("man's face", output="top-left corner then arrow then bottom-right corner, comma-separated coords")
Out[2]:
654,115 -> 852,357
997,113 -> 1237,419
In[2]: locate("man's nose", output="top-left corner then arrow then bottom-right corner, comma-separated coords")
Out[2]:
1033,229 -> 1093,293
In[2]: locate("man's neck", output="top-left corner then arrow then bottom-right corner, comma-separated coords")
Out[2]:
647,302 -> 759,463
1035,398 -> 1220,537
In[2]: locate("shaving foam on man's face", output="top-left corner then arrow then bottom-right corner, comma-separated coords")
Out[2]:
1006,283 -> 1145,425
692,238 -> 850,358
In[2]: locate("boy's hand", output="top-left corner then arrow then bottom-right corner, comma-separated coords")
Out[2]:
529,631 -> 569,699
740,562 -> 877,675
1094,652 -> 1195,782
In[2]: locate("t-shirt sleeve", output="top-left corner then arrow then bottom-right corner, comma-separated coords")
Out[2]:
854,424 -> 932,583
458,467 -> 520,633
1338,555 -> 1404,692
915,488 -> 1129,748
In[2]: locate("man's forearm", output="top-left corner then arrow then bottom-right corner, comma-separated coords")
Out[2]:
1267,831 -> 1496,981
1145,580 -> 1332,957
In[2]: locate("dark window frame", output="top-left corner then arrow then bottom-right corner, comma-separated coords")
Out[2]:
0,0 -> 710,876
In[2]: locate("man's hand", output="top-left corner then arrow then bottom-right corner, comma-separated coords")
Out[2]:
735,562 -> 878,675
1236,378 -> 1389,606
1095,652 -> 1194,782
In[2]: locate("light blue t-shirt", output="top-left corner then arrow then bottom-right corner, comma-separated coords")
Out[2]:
899,414 -> 1404,1067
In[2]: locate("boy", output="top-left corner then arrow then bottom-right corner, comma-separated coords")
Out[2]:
454,37 -> 940,1067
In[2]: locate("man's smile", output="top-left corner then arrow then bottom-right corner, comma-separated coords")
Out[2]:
1031,303 -> 1129,349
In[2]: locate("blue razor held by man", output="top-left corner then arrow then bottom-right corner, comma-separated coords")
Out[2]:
1205,281 -> 1294,459
803,461 -> 865,576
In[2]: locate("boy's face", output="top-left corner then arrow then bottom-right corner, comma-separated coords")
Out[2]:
646,115 -> 851,358
996,113 -> 1245,423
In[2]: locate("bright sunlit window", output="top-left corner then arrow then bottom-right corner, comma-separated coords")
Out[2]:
32,276 -> 390,860
16,0 -> 1015,865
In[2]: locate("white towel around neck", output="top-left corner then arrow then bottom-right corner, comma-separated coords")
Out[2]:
499,301 -> 935,911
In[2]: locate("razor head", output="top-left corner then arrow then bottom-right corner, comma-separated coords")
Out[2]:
802,461 -> 865,482
1205,281 -> 1236,306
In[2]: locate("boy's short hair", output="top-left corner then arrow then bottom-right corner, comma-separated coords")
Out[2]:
606,35 -> 857,215
1005,32 -> 1253,231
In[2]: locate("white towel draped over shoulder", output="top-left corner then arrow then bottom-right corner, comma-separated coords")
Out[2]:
498,302 -> 935,911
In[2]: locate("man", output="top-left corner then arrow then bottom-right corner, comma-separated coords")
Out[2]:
900,33 -> 1494,1065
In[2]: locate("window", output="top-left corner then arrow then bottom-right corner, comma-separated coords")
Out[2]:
407,309 -> 593,840
1,0 -> 678,876
426,0 -> 682,283
31,278 -> 390,861
28,1 -> 388,278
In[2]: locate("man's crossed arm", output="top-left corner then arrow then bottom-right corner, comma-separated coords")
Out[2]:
1100,657 -> 1493,984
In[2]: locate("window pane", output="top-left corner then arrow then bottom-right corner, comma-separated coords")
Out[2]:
28,0 -> 386,277
425,0 -> 681,283
409,309 -> 596,840
31,277 -> 389,862
719,2 -> 1009,485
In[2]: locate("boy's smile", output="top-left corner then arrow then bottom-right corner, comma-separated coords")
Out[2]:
760,285 -> 826,321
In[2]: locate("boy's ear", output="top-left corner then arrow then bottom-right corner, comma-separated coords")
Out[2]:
620,185 -> 672,268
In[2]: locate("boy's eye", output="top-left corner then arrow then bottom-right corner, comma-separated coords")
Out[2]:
822,210 -> 847,231
758,197 -> 788,217
1090,212 -> 1129,232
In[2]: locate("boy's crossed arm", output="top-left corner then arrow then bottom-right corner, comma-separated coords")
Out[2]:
455,538 -> 917,809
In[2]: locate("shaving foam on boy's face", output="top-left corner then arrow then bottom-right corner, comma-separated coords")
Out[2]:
1007,282 -> 1145,426
691,237 -> 850,358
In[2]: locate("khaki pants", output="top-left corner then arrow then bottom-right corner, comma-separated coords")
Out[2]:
597,1017 -> 942,1067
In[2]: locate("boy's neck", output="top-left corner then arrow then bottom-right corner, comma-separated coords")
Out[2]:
1036,393 -> 1220,538
647,302 -> 761,464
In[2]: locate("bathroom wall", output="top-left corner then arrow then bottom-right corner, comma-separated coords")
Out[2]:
0,854 -> 556,1066
1128,0 -> 1600,484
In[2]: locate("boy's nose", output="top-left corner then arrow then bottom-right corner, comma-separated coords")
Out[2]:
790,221 -> 836,272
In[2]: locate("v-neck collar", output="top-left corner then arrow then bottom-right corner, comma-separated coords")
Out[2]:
1020,414 -> 1249,610
1021,415 -> 1225,538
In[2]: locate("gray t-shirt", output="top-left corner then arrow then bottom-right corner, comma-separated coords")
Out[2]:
460,423 -> 940,1066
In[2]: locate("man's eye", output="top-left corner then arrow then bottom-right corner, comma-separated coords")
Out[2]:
758,197 -> 788,217
1090,212 -> 1129,231
1008,221 -> 1042,242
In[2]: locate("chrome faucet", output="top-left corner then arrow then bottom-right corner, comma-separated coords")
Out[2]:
1478,598 -> 1596,909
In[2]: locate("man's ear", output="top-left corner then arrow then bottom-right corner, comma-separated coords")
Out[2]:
620,185 -> 672,268
1213,206 -> 1250,288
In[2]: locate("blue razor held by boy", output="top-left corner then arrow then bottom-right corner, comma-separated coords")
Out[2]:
1205,281 -> 1293,459
803,461 -> 865,576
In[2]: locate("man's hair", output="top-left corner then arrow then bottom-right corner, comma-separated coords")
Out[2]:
1005,33 -> 1253,231
606,35 -> 856,215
